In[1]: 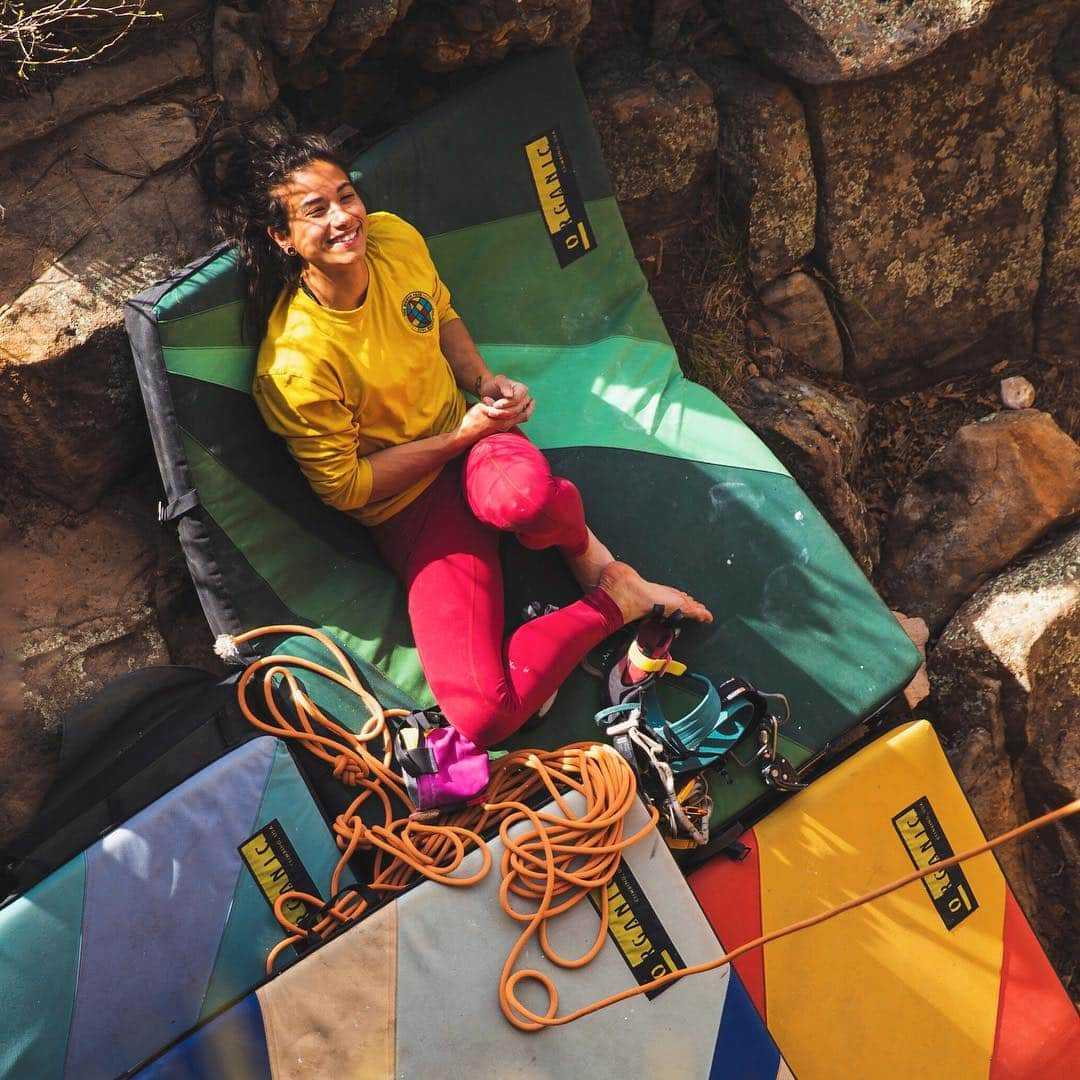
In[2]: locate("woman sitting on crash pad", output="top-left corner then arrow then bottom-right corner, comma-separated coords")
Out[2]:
216,134 -> 711,748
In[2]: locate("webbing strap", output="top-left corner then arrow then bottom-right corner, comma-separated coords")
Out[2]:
627,639 -> 687,677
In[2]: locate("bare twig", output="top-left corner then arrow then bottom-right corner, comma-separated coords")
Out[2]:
1,0 -> 162,77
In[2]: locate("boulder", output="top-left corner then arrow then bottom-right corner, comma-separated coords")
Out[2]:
321,0 -> 411,60
0,101 -> 198,309
264,0 -> 338,58
0,38 -> 203,154
584,50 -> 718,241
882,410 -> 1080,631
758,272 -> 844,377
931,525 -> 1080,980
213,6 -> 279,122
0,171 -> 211,510
1035,87 -> 1080,365
736,375 -> 878,571
397,0 -> 589,72
804,0 -> 1067,390
718,0 -> 998,85
695,57 -> 816,287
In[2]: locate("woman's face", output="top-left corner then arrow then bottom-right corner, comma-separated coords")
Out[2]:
269,159 -> 368,275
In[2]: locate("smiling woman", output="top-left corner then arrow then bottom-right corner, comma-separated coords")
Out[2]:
212,133 -> 712,747
268,160 -> 371,309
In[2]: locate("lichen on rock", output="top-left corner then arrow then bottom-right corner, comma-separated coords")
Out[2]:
719,0 -> 999,85
806,0 -> 1068,389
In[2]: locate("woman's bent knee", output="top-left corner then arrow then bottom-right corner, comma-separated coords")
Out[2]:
448,696 -> 525,749
464,432 -> 563,533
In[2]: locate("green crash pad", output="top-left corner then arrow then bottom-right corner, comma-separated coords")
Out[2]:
126,49 -> 919,839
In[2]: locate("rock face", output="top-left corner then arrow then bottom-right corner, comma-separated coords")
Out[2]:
0,494 -> 172,843
948,725 -> 1036,914
758,272 -> 844,377
0,101 -> 198,309
213,6 -> 280,121
0,515 -> 55,845
650,0 -> 700,54
584,51 -> 718,239
323,0 -> 411,60
882,410 -> 1080,632
13,509 -> 170,726
576,0 -> 649,61
719,0 -> 998,84
737,375 -> 877,571
0,38 -> 204,153
931,525 -> 1080,983
1036,87 -> 1080,364
696,57 -> 816,286
264,0 -> 338,58
397,0 -> 589,72
805,1 -> 1066,389
0,171 -> 211,511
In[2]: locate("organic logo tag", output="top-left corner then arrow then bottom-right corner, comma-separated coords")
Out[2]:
892,796 -> 979,930
524,128 -> 596,269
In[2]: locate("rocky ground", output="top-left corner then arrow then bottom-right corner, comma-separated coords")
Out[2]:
1,0 -> 1078,993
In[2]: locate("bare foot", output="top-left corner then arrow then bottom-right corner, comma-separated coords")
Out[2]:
598,561 -> 713,624
565,528 -> 615,590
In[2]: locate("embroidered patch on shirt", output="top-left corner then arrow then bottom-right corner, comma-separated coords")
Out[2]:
402,291 -> 436,333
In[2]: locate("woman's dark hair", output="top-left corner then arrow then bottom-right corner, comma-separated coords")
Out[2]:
211,132 -> 355,344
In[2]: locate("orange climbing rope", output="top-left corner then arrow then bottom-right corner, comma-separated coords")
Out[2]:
226,624 -> 1080,1032
227,624 -> 658,981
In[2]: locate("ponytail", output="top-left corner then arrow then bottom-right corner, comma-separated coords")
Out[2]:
210,133 -> 354,344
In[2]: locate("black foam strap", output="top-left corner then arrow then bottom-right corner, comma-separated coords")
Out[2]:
157,489 -> 200,523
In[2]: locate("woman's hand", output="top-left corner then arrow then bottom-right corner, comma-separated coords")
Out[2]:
478,374 -> 534,421
456,398 -> 535,447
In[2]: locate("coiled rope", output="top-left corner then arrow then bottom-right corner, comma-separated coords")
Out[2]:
225,624 -> 1079,1031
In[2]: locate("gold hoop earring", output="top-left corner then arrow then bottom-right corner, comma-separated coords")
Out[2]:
285,246 -> 297,256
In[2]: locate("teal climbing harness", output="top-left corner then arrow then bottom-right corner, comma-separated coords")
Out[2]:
596,611 -> 805,847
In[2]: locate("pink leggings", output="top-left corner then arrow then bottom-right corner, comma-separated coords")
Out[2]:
370,431 -> 623,747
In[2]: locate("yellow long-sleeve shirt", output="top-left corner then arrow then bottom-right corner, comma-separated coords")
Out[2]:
253,212 -> 466,525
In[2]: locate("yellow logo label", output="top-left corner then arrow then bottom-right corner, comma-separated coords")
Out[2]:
892,797 -> 978,929
239,819 -> 319,933
524,128 -> 596,268
590,864 -> 684,997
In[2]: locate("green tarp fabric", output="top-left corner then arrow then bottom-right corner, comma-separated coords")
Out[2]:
126,49 -> 920,836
